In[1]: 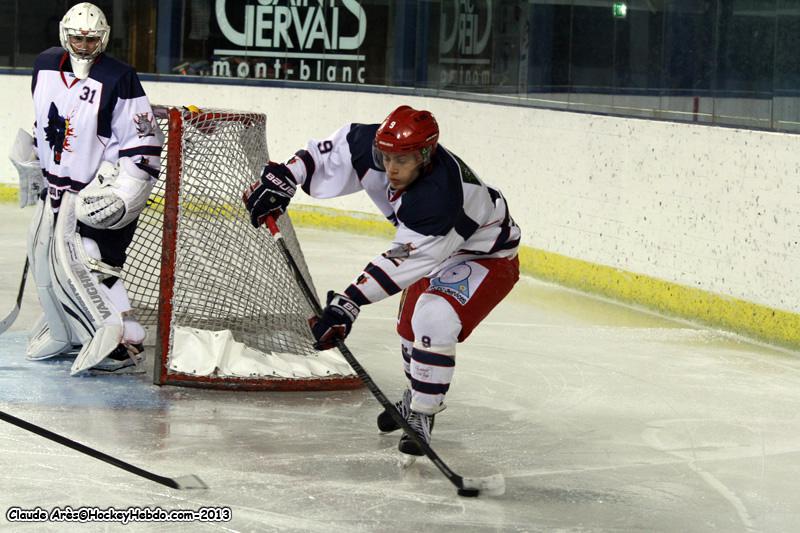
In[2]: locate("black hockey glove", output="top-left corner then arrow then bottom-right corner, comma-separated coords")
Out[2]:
308,291 -> 360,350
243,162 -> 297,227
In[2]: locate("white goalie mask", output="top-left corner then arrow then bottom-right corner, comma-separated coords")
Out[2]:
59,3 -> 110,80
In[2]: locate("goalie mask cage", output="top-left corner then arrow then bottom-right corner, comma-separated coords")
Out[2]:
122,105 -> 361,391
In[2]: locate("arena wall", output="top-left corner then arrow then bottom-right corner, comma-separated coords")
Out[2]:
1,73 -> 797,349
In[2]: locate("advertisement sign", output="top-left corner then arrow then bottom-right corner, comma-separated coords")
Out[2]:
439,0 -> 493,87
209,0 -> 385,84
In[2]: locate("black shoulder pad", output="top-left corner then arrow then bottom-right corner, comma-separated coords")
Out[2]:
397,154 -> 463,236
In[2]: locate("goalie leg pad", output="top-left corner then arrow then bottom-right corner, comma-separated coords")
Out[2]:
26,198 -> 77,360
47,192 -> 127,375
27,316 -> 81,361
72,235 -> 146,368
94,264 -> 133,312
51,195 -> 122,342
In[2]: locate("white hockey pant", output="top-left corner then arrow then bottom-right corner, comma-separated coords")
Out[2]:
405,293 -> 461,415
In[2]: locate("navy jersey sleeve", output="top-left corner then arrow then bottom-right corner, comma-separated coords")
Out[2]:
346,123 -> 381,179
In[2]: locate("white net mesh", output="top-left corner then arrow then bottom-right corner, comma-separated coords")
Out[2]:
122,106 -> 359,390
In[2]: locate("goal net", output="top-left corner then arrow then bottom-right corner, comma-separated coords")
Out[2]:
122,105 -> 360,390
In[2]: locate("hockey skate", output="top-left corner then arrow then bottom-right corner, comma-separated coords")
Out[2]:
89,343 -> 145,374
398,410 -> 434,456
377,388 -> 412,432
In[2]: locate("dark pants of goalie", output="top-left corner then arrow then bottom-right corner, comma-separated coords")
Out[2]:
77,218 -> 138,276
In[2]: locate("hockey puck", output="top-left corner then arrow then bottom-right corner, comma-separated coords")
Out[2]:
457,488 -> 480,497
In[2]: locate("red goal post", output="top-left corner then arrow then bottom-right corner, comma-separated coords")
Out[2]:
122,105 -> 361,391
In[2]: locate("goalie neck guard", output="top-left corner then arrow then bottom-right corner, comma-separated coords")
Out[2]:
59,2 -> 110,80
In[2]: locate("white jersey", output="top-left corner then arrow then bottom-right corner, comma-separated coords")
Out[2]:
31,47 -> 162,211
284,122 -> 521,306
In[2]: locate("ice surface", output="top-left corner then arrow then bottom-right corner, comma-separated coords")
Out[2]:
1,204 -> 800,532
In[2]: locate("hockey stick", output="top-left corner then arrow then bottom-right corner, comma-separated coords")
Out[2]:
265,215 -> 504,498
0,257 -> 29,334
0,410 -> 207,490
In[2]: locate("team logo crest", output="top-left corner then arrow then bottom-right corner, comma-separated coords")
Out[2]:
44,102 -> 75,164
133,112 -> 157,138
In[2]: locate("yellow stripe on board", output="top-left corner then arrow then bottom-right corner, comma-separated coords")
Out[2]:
289,205 -> 395,239
0,184 -> 17,203
516,247 -> 800,351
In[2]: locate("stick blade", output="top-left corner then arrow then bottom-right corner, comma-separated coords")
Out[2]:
172,474 -> 208,490
0,305 -> 20,335
461,474 -> 505,497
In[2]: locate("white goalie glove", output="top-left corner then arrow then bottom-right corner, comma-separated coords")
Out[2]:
76,157 -> 155,230
9,128 -> 44,208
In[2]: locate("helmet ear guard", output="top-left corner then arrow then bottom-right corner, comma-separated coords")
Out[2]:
373,105 -> 440,167
59,2 -> 110,79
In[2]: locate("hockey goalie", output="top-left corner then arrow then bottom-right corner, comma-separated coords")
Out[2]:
12,3 -> 163,375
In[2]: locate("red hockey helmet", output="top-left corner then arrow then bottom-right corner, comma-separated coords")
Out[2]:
374,105 -> 439,165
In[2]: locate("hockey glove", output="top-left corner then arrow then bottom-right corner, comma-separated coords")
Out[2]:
243,162 -> 297,227
308,291 -> 360,350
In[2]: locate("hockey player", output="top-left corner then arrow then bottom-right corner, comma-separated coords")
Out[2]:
11,3 -> 163,374
244,105 -> 521,456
